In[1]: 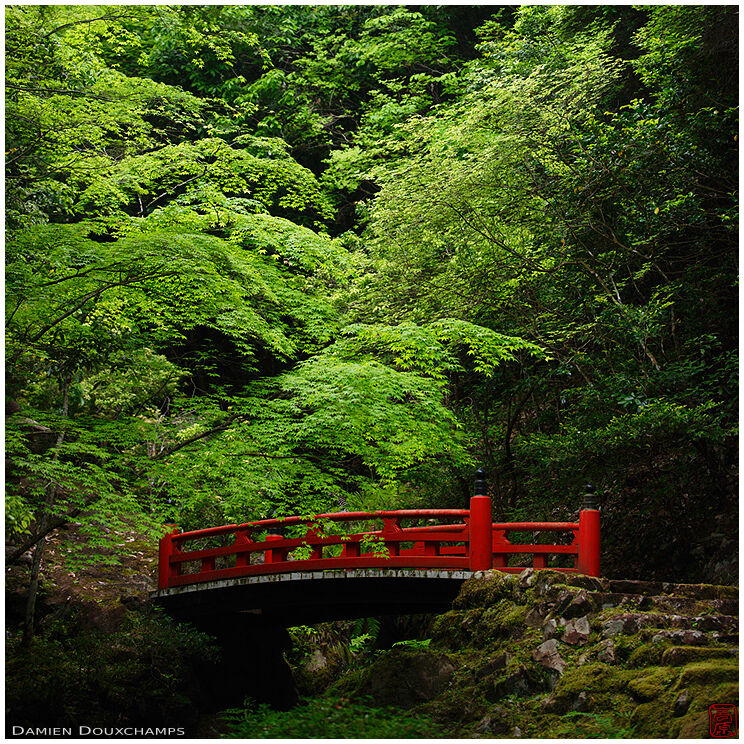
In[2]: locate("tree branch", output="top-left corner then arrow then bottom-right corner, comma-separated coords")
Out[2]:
149,418 -> 237,462
7,497 -> 96,565
42,13 -> 135,39
142,167 -> 209,216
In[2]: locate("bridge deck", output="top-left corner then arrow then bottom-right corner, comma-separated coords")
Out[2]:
151,568 -> 474,625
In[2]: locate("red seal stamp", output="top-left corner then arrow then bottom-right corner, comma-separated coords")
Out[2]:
710,704 -> 738,738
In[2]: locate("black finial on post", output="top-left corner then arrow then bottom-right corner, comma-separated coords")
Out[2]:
475,468 -> 486,497
583,483 -> 596,510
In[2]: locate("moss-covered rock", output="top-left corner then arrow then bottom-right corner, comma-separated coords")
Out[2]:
661,645 -> 737,666
312,570 -> 738,738
430,608 -> 477,649
627,667 -> 678,701
488,664 -> 549,701
453,571 -> 518,609
470,601 -> 529,646
328,648 -> 455,709
550,663 -> 628,709
677,659 -> 739,686
626,640 -> 669,667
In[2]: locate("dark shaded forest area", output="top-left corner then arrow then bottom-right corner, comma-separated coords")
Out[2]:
5,4 -> 738,738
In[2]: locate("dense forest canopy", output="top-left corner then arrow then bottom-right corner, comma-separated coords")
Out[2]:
6,4 -> 738,617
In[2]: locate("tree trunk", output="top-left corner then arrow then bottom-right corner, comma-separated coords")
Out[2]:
21,377 -> 70,647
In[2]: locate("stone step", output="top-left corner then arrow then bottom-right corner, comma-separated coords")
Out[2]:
649,595 -> 739,616
710,632 -> 739,644
644,629 -> 711,646
589,592 -> 739,617
660,645 -> 738,666
707,598 -> 740,616
606,579 -> 738,602
599,612 -> 738,638
643,629 -> 738,646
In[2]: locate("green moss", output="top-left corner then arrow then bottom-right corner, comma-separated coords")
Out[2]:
470,601 -> 529,647
489,664 -> 551,701
629,698 -> 676,737
559,663 -> 627,695
453,572 -> 517,609
627,667 -> 678,702
674,583 -> 739,600
562,574 -> 606,592
595,606 -> 669,623
675,709 -> 710,738
416,683 -> 488,726
626,641 -> 668,667
546,662 -> 628,713
677,659 -> 739,686
628,669 -> 739,737
682,680 -> 738,728
661,645 -> 736,666
324,573 -> 737,741
532,569 -> 569,592
531,710 -> 636,739
431,610 -> 469,648
540,583 -> 582,605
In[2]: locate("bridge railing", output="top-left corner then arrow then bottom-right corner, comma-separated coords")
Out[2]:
157,476 -> 600,590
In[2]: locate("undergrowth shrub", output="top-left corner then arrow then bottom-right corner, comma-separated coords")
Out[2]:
6,608 -> 217,729
220,696 -> 449,738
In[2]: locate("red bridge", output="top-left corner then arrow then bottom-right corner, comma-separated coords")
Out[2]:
152,475 -> 600,625
150,475 -> 600,709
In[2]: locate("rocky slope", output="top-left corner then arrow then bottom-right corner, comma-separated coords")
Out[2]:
329,569 -> 739,738
7,528 -> 739,739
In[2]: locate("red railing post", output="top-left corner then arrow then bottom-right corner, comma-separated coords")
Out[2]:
469,469 -> 493,572
577,485 -> 600,577
235,528 -> 252,567
265,534 -> 287,563
343,538 -> 360,558
158,526 -> 179,589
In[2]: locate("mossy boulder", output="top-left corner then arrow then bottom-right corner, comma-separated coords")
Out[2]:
546,662 -> 628,711
626,640 -> 669,667
677,659 -> 739,686
315,571 -> 737,738
488,664 -> 549,701
328,648 -> 455,709
430,608 -> 479,648
453,571 -> 518,609
627,667 -> 678,702
661,645 -> 737,666
470,601 -> 529,646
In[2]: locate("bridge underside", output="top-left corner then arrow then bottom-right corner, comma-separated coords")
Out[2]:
151,568 -> 473,625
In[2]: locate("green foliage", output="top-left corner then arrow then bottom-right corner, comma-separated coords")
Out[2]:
328,321 -> 545,381
6,609 -> 217,728
359,534 -> 390,558
392,638 -> 432,650
348,4 -> 736,577
148,350 -> 472,527
5,2 -> 736,622
552,711 -> 636,739
5,6 -> 205,228
519,399 -> 730,469
7,202 -> 362,546
633,6 -> 738,112
221,696 -> 448,739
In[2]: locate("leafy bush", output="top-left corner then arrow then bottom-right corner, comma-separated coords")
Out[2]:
6,608 -> 217,729
221,697 -> 449,738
